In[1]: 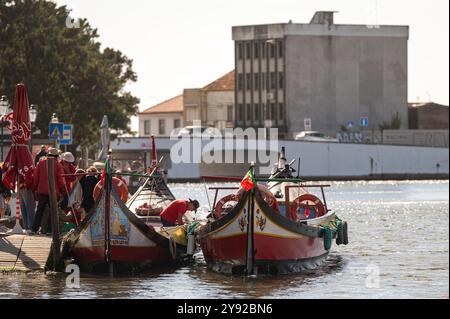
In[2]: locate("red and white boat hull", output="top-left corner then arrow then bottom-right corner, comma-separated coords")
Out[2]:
66,188 -> 184,273
199,190 -> 336,275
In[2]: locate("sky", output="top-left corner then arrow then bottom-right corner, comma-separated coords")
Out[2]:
53,0 -> 449,132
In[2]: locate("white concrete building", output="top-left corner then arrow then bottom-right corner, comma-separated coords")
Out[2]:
138,95 -> 183,137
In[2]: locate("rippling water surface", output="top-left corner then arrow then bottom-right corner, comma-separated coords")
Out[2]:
1,180 -> 448,299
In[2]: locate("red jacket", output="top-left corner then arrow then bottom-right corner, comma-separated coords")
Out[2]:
60,160 -> 76,193
32,157 -> 67,197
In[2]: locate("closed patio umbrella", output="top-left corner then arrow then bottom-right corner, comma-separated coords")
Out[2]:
2,83 -> 34,190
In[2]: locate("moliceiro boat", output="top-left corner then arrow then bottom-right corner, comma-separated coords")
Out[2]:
63,138 -> 192,273
197,147 -> 349,275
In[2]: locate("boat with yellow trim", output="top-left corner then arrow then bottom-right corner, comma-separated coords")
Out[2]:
197,147 -> 349,275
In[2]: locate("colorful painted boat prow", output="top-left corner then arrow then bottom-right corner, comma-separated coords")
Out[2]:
62,146 -> 190,273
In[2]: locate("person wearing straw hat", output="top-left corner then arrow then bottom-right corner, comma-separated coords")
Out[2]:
59,151 -> 76,211
160,198 -> 199,227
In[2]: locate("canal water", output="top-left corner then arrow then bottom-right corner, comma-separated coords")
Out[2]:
1,180 -> 448,299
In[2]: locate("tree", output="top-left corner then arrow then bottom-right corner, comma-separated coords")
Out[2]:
0,0 -> 139,154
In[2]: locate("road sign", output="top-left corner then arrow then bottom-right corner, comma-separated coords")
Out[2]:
60,124 -> 73,145
347,121 -> 354,129
360,116 -> 369,127
49,123 -> 64,141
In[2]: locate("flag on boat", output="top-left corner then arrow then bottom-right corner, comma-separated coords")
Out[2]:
240,167 -> 255,191
99,158 -> 110,186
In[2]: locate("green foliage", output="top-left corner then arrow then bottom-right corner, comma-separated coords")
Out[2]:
0,0 -> 139,152
378,112 -> 401,131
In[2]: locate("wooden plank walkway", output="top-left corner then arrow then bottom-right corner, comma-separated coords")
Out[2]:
0,235 -> 52,271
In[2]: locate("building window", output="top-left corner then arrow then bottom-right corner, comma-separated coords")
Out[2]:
278,72 -> 283,89
158,119 -> 165,135
246,73 -> 251,91
238,42 -> 243,60
254,42 -> 259,58
174,118 -> 181,129
237,74 -> 243,91
246,103 -> 251,122
227,105 -> 233,122
271,103 -> 276,120
261,72 -> 265,90
186,106 -> 199,122
279,102 -> 284,120
270,72 -> 276,89
261,42 -> 266,59
254,103 -> 260,123
270,44 -> 275,58
254,73 -> 260,90
246,42 -> 251,59
278,41 -> 283,58
143,120 -> 151,135
238,103 -> 244,120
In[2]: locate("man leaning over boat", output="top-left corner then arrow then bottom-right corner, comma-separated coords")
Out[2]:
160,199 -> 199,227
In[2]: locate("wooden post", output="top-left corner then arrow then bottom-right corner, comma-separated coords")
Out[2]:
104,153 -> 112,274
245,192 -> 254,276
47,157 -> 62,271
245,166 -> 256,276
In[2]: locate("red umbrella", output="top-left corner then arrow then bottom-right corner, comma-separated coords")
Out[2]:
2,83 -> 34,190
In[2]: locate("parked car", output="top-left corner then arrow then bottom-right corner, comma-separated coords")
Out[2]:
294,131 -> 339,142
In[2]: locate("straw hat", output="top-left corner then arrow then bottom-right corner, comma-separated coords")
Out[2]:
47,148 -> 59,157
61,152 -> 75,163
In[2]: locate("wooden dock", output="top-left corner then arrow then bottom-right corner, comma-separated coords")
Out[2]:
0,234 -> 53,271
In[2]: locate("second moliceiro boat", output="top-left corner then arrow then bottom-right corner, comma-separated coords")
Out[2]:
197,147 -> 349,275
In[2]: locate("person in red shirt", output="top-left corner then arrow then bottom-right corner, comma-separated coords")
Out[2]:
160,199 -> 199,227
31,148 -> 67,234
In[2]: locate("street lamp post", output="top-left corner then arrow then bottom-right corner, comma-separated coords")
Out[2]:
29,104 -> 37,153
50,113 -> 60,149
0,95 -> 11,162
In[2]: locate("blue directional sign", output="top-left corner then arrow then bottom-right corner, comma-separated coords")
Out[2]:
49,122 -> 64,141
60,124 -> 73,145
360,116 -> 369,127
347,121 -> 354,129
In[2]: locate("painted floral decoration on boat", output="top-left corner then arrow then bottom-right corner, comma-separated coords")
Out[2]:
255,209 -> 266,231
238,209 -> 247,232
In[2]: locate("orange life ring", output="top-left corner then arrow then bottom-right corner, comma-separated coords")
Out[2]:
214,194 -> 239,219
290,194 -> 325,220
93,177 -> 129,203
236,185 -> 279,213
